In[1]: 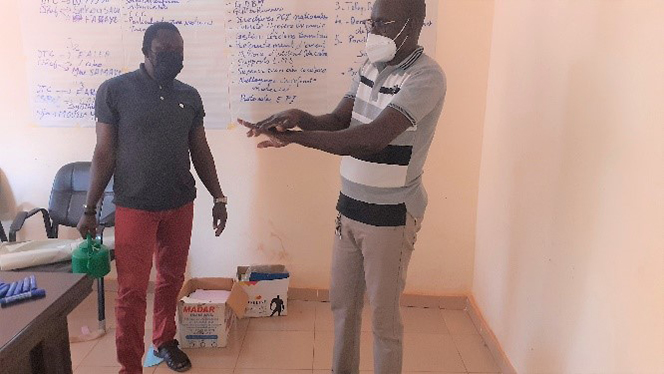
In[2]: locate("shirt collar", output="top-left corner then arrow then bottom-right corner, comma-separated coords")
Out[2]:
397,46 -> 425,70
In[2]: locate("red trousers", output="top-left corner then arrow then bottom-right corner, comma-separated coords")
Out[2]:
114,203 -> 194,374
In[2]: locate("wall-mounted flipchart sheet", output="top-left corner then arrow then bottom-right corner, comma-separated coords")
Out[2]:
20,0 -> 438,129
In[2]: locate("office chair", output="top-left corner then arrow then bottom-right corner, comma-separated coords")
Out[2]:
0,222 -> 7,242
0,183 -> 8,242
0,221 -> 6,242
8,161 -> 115,340
9,162 -> 115,242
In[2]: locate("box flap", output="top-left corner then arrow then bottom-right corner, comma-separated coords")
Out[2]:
181,289 -> 231,304
237,265 -> 288,280
236,266 -> 249,280
227,282 -> 249,319
178,277 -> 234,301
178,278 -> 195,301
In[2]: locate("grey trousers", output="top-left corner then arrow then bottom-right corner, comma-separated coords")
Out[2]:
330,212 -> 422,374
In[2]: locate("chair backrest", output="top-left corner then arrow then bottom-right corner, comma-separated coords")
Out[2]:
48,162 -> 115,228
0,179 -> 7,241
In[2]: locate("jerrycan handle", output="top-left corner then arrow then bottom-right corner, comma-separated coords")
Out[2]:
84,234 -> 92,270
84,234 -> 96,253
84,234 -> 98,272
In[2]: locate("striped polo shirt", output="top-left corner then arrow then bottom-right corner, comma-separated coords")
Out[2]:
337,47 -> 447,227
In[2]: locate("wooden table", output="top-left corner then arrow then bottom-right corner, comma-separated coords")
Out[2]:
0,271 -> 93,374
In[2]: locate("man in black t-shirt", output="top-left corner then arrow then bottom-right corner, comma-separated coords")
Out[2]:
77,22 -> 227,373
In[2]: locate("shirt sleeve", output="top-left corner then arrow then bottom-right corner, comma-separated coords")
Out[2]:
192,90 -> 205,128
94,79 -> 119,125
388,66 -> 447,127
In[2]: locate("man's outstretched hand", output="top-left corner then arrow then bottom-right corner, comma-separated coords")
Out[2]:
240,109 -> 306,137
238,118 -> 292,149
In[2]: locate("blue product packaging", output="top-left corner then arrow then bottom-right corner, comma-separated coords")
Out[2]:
249,272 -> 290,281
0,288 -> 47,307
7,282 -> 18,297
0,284 -> 9,298
22,277 -> 30,293
12,282 -> 23,296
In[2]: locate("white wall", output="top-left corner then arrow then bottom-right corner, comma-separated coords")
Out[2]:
473,1 -> 664,372
6,1 -> 662,370
0,0 -> 494,295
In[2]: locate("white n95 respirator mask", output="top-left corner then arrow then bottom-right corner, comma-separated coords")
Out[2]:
365,19 -> 410,64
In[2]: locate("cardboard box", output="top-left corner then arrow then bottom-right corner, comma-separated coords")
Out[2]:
236,265 -> 290,318
177,278 -> 248,348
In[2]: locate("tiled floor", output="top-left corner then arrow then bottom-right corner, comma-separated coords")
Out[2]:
68,291 -> 501,373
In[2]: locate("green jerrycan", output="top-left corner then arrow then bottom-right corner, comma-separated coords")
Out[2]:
72,234 -> 111,278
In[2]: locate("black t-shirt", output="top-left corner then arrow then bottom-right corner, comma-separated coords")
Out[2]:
95,64 -> 205,211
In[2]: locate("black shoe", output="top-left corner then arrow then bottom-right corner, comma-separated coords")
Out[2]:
154,339 -> 192,372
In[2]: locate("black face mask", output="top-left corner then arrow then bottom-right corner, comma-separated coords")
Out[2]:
151,51 -> 184,83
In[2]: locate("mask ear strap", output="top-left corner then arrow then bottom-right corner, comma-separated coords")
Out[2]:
394,19 -> 410,54
394,19 -> 410,40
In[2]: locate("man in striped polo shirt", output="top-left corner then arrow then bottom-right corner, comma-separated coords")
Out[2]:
240,0 -> 445,372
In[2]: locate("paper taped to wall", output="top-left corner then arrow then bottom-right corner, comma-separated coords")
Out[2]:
19,0 -> 438,128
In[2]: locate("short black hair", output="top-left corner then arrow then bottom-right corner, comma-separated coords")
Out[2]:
413,0 -> 427,21
410,0 -> 427,37
142,22 -> 181,56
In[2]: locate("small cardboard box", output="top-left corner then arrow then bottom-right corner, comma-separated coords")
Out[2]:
177,278 -> 248,348
236,265 -> 290,318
